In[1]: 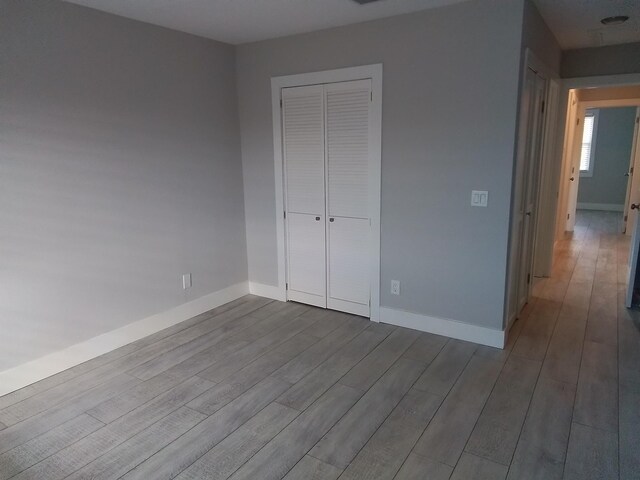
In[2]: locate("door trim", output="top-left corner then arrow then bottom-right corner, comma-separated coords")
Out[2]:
271,64 -> 383,321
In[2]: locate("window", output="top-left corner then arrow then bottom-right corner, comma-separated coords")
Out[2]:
579,109 -> 598,177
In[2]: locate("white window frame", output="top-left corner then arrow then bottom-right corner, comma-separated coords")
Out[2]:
271,64 -> 382,321
579,109 -> 599,177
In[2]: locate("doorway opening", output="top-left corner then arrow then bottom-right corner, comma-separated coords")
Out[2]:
555,83 -> 640,307
558,86 -> 640,238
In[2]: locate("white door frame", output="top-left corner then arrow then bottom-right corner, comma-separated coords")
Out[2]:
553,73 -> 640,242
271,64 -> 383,321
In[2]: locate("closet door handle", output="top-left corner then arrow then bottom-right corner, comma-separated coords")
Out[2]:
315,216 -> 320,221
329,218 -> 335,222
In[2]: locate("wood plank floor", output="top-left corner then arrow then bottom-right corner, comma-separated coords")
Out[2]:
1,210 -> 638,479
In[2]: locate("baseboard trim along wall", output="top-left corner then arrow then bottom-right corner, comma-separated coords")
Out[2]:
0,281 -> 250,397
249,282 -> 286,301
576,202 -> 624,212
379,307 -> 506,348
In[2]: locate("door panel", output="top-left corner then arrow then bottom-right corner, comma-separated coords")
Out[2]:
326,80 -> 371,219
517,73 -> 547,311
508,67 -> 547,319
283,85 -> 327,305
287,213 -> 326,307
508,68 -> 534,319
282,85 -> 325,215
627,210 -> 640,307
566,105 -> 586,232
327,216 -> 370,316
623,108 -> 640,235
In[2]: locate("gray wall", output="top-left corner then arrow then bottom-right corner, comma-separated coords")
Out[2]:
237,0 -> 524,330
521,0 -> 561,75
0,0 -> 247,370
578,108 -> 637,206
562,42 -> 640,78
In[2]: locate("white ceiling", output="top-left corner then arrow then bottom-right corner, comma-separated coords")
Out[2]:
62,0 -> 470,45
533,0 -> 640,49
63,0 -> 640,49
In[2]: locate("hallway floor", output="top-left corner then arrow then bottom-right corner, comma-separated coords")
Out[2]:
0,211 -> 638,480
504,209 -> 639,479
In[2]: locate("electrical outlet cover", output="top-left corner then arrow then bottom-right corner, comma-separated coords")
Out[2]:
471,190 -> 488,207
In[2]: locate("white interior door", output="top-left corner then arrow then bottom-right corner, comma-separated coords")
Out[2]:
623,108 -> 640,235
566,105 -> 586,232
282,84 -> 327,307
325,79 -> 372,317
508,67 -> 547,319
626,209 -> 640,307
282,79 -> 374,317
517,71 -> 547,311
533,78 -> 560,278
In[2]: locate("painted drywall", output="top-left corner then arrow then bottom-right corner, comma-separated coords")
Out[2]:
0,0 -> 247,370
237,0 -> 524,330
578,108 -> 637,207
521,0 -> 561,75
562,42 -> 640,78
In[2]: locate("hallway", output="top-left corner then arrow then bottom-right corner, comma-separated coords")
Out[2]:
505,209 -> 639,479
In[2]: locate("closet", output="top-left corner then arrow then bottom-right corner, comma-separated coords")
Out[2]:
282,79 -> 373,317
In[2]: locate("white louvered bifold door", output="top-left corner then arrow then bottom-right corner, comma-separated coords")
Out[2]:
282,84 -> 327,307
325,79 -> 372,317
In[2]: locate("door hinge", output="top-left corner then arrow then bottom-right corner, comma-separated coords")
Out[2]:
285,283 -> 288,290
527,273 -> 531,284
284,211 -> 286,219
370,91 -> 373,102
577,118 -> 580,126
541,101 -> 545,113
567,213 -> 570,220
636,116 -> 639,124
625,215 -> 628,221
280,98 -> 283,108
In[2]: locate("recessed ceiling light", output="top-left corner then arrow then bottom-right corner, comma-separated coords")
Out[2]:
600,15 -> 630,26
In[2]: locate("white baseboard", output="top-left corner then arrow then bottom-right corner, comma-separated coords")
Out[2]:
379,307 -> 505,349
0,281 -> 250,397
577,202 -> 624,212
249,282 -> 286,301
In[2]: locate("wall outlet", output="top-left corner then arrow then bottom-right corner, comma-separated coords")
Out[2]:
391,280 -> 400,295
182,273 -> 192,290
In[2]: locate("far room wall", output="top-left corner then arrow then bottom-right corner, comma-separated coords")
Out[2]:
578,107 -> 637,210
237,0 -> 529,332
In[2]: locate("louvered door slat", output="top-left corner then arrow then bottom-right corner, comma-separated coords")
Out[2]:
283,85 -> 325,216
326,80 -> 371,219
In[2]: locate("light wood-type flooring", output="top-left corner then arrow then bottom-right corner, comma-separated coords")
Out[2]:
0,210 -> 638,479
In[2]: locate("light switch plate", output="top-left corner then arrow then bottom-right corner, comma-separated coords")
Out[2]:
182,273 -> 192,289
471,190 -> 488,207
